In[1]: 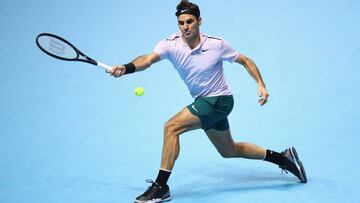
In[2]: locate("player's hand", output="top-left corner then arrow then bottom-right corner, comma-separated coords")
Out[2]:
258,84 -> 269,106
107,65 -> 126,77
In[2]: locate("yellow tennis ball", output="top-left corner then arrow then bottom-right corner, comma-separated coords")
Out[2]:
134,86 -> 144,96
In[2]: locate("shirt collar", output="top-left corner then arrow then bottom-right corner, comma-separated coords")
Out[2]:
178,32 -> 207,52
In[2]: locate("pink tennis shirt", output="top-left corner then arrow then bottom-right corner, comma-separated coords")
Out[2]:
153,32 -> 240,98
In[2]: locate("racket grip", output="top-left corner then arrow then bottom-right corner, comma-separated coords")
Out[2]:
97,61 -> 112,71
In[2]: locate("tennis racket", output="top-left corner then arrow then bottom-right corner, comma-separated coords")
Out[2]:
36,33 -> 112,71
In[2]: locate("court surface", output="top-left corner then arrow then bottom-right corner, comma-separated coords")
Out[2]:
1,0 -> 360,202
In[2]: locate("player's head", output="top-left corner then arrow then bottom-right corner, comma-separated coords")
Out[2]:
175,1 -> 202,41
175,0 -> 200,20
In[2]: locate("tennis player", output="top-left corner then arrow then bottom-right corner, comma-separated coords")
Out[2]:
108,1 -> 307,202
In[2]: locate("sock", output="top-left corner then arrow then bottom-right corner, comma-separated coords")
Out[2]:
155,169 -> 172,186
264,149 -> 285,166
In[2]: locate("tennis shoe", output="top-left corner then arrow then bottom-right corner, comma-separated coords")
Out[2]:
134,179 -> 171,203
280,147 -> 307,183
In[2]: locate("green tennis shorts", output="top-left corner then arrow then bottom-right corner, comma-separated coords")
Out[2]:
187,95 -> 234,131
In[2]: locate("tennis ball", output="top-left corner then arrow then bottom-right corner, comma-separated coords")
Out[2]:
134,86 -> 144,96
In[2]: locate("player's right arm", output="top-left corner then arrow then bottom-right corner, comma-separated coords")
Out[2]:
108,52 -> 160,77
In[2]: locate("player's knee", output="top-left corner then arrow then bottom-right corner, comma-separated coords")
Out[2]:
164,120 -> 180,136
217,145 -> 237,158
219,150 -> 236,158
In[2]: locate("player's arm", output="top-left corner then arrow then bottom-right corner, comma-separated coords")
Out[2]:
235,54 -> 269,106
108,52 -> 160,77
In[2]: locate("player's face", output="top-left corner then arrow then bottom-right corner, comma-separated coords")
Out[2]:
177,14 -> 201,41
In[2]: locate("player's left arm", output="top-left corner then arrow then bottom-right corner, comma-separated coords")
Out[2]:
235,54 -> 269,106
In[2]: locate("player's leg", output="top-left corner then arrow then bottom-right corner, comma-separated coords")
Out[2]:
135,107 -> 202,203
161,107 -> 202,170
205,128 -> 266,159
205,127 -> 307,183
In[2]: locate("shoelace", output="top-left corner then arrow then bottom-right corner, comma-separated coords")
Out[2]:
280,166 -> 289,174
280,151 -> 289,174
146,179 -> 155,184
142,179 -> 160,197
279,163 -> 289,175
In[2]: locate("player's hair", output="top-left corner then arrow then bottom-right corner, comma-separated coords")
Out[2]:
175,0 -> 200,18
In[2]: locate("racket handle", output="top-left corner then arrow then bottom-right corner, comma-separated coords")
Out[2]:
97,61 -> 112,71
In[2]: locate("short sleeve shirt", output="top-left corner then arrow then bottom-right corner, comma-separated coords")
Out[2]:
153,32 -> 240,98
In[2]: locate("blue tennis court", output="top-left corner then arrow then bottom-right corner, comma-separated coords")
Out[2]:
1,0 -> 360,202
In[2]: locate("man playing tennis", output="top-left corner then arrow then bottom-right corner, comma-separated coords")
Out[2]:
108,1 -> 307,202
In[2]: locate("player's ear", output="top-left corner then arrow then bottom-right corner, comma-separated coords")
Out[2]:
198,17 -> 202,25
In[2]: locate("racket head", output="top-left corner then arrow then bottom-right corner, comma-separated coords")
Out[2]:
36,33 -> 79,61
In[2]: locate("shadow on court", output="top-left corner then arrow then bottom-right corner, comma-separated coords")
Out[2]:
172,165 -> 304,201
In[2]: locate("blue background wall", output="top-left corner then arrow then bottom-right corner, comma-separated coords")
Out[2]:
1,0 -> 359,202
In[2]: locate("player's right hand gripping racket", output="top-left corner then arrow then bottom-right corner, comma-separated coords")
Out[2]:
36,33 -> 112,71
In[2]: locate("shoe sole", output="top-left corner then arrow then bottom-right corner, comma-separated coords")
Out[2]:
134,195 -> 171,203
290,147 -> 307,183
